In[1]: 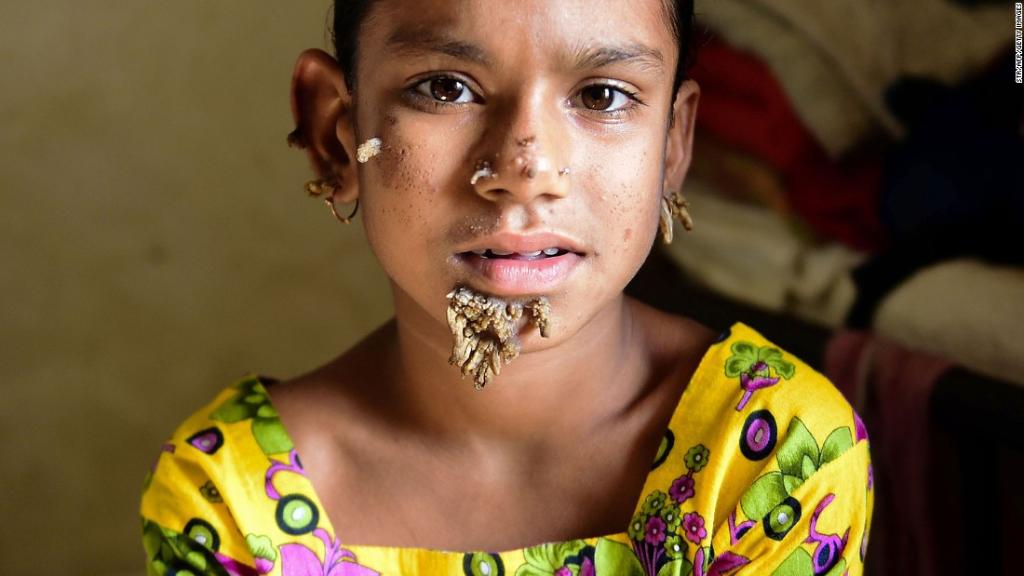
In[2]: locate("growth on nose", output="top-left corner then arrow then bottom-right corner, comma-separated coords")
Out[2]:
470,128 -> 570,201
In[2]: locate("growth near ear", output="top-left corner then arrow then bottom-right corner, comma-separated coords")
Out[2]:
289,49 -> 360,205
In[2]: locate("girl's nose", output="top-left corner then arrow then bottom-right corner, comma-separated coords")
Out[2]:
471,109 -> 570,204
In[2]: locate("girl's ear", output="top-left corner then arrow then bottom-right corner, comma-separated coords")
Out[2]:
663,79 -> 700,191
289,49 -> 359,205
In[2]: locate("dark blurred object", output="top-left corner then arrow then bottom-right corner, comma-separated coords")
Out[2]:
931,367 -> 1024,575
847,52 -> 1024,328
882,52 -> 1024,254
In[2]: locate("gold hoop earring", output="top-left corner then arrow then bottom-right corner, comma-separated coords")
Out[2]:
325,195 -> 359,224
305,178 -> 359,224
659,188 -> 693,244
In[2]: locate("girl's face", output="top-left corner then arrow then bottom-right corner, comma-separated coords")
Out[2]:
347,0 -> 697,349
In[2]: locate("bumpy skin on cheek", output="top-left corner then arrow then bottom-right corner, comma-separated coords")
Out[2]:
445,286 -> 552,390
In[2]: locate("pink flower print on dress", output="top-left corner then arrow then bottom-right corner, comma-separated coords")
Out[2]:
699,550 -> 751,576
644,516 -> 668,546
669,474 -> 695,504
255,557 -> 274,574
279,528 -> 379,576
681,512 -> 707,544
214,551 -> 261,576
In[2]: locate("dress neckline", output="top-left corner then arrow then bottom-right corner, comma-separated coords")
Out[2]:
257,322 -> 739,556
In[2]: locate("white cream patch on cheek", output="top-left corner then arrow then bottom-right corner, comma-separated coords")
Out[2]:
356,137 -> 383,163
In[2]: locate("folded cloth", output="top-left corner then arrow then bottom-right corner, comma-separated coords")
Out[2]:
664,179 -> 866,326
695,0 -> 1010,157
690,34 -> 886,251
872,259 -> 1024,387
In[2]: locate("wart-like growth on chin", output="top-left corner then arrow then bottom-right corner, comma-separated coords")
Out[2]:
445,286 -> 552,390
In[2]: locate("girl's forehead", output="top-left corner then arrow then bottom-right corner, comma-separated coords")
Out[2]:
362,0 -> 676,66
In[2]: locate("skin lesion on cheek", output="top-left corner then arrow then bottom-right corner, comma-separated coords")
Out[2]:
356,137 -> 384,163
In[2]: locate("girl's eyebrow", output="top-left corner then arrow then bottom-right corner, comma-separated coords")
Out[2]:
384,26 -> 663,74
569,42 -> 665,73
385,27 -> 494,67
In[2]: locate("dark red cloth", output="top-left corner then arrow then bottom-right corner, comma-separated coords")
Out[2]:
690,34 -> 887,251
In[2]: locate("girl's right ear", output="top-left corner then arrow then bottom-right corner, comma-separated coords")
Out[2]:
289,49 -> 359,205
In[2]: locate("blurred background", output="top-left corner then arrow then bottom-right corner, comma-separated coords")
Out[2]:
2,2 -> 392,575
1,1 -> 1021,574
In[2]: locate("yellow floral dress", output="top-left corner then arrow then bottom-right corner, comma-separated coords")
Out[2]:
140,322 -> 873,575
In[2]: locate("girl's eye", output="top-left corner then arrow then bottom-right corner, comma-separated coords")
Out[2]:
415,77 -> 476,104
578,85 -> 634,112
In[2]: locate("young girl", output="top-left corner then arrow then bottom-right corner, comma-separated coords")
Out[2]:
140,1 -> 873,574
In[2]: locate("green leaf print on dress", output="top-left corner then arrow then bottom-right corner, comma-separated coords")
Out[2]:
210,376 -> 293,456
740,417 -> 853,539
595,539 -> 646,576
516,540 -> 594,576
142,518 -> 228,576
244,533 -> 277,574
724,342 -> 796,411
772,548 -> 847,576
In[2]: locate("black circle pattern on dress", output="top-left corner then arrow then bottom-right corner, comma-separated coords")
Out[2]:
275,494 -> 320,535
184,518 -> 220,551
739,410 -> 778,461
651,430 -> 675,470
462,552 -> 505,576
186,427 -> 224,455
763,496 -> 801,541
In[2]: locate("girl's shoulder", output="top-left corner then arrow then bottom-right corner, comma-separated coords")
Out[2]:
631,321 -> 873,575
681,322 -> 861,432
140,374 -> 344,575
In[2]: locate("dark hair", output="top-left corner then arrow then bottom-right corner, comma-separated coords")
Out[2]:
331,1 -> 696,98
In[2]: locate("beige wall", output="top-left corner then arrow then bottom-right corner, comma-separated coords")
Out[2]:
0,3 -> 393,574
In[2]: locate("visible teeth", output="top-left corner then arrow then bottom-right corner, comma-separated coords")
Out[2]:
470,247 -> 564,258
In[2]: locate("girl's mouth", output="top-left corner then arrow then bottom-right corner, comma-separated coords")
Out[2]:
454,249 -> 583,295
467,248 -> 571,260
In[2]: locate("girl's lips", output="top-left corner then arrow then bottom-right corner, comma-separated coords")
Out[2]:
454,252 -> 583,295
